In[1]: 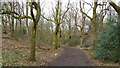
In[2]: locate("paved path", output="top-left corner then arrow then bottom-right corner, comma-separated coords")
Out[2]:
48,46 -> 93,66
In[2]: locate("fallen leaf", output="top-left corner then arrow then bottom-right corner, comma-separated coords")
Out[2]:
55,53 -> 57,56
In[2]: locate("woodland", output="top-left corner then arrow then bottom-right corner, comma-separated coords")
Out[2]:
0,0 -> 120,66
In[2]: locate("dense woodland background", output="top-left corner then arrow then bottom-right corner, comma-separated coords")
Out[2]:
0,0 -> 120,66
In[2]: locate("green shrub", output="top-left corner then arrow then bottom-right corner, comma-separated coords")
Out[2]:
67,39 -> 80,47
82,40 -> 92,47
13,28 -> 27,39
94,18 -> 120,62
36,29 -> 53,46
60,38 -> 70,45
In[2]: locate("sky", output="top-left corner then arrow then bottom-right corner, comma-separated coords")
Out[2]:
42,0 -> 119,12
0,0 -> 120,24
1,0 -> 119,17
40,0 -> 119,18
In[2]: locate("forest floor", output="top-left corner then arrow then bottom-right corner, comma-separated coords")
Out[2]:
1,34 -> 119,66
2,34 -> 63,66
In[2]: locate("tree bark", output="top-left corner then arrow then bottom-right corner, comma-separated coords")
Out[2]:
29,23 -> 37,61
11,2 -> 15,37
54,24 -> 60,49
2,16 -> 7,33
68,21 -> 71,39
26,2 -> 29,33
29,2 -> 41,61
92,0 -> 98,34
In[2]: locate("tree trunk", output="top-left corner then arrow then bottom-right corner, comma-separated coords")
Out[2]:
80,37 -> 83,46
11,16 -> 14,37
29,2 -> 40,61
29,22 -> 37,61
2,16 -> 7,34
17,2 -> 22,31
68,21 -> 71,39
11,2 -> 14,37
15,19 -> 18,31
26,2 -> 29,33
54,24 -> 60,49
92,1 -> 98,35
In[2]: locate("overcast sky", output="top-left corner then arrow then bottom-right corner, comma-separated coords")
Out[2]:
1,0 -> 119,16
1,0 -> 120,19
0,0 -> 119,25
39,0 -> 119,17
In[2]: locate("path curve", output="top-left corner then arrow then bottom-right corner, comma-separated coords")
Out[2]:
48,46 -> 93,66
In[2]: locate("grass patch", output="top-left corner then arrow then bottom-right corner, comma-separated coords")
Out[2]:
2,50 -> 26,66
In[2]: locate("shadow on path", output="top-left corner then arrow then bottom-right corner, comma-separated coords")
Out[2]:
48,46 -> 93,66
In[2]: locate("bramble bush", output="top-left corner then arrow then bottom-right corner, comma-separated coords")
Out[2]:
94,18 -> 120,62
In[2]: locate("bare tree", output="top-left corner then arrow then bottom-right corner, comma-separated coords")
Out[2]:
11,2 -> 15,37
79,0 -> 98,34
29,2 -> 41,61
41,0 -> 70,49
1,1 -> 41,61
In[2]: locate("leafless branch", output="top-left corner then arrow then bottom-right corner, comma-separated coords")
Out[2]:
79,1 -> 92,20
83,1 -> 93,8
41,14 -> 55,23
60,0 -> 70,24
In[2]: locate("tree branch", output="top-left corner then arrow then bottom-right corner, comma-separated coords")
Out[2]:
60,0 -> 70,24
83,1 -> 93,8
79,2 -> 92,20
109,2 -> 120,16
0,10 -> 19,15
41,14 -> 55,23
0,10 -> 32,19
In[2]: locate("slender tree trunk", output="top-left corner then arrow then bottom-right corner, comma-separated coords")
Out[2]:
80,28 -> 84,46
92,1 -> 97,35
80,37 -> 83,46
7,16 -> 11,32
80,25 -> 85,46
11,16 -> 14,37
26,2 -> 29,33
18,3 -> 22,31
19,20 -> 22,30
15,2 -> 18,32
15,19 -> 18,31
11,2 -> 14,37
68,21 -> 71,39
5,16 -> 7,33
2,16 -> 7,34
